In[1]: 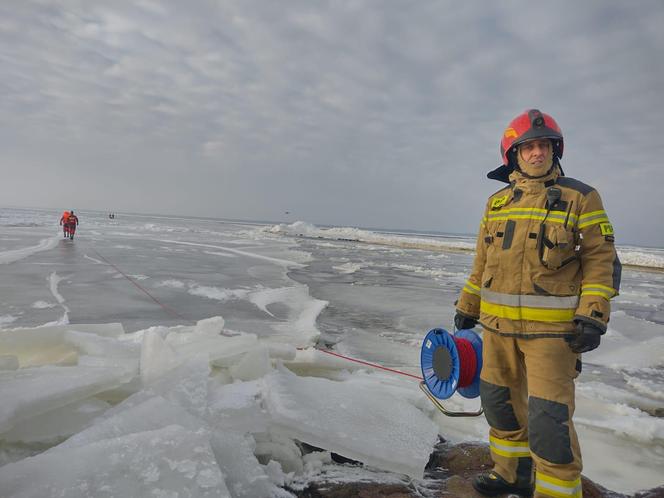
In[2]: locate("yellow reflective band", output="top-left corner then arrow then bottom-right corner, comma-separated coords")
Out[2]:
489,435 -> 530,458
481,301 -> 575,322
486,207 -> 579,226
463,281 -> 481,296
535,485 -> 582,498
578,209 -> 606,221
578,210 -> 610,229
489,435 -> 529,447
536,472 -> 582,498
580,291 -> 612,300
581,283 -> 617,300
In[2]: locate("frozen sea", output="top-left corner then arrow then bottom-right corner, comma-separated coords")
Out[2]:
0,207 -> 663,496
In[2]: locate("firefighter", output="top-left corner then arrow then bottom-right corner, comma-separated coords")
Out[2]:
65,210 -> 79,240
59,211 -> 70,238
455,109 -> 621,498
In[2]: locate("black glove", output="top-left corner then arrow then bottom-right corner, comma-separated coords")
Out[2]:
454,312 -> 478,331
566,319 -> 603,353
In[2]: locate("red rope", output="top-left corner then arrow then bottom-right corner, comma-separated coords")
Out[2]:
94,249 -> 424,382
453,337 -> 477,387
308,348 -> 423,381
92,249 -> 189,322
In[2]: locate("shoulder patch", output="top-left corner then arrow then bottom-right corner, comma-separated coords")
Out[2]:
557,177 -> 595,196
487,185 -> 511,210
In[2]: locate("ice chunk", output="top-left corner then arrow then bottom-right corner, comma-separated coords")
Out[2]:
262,369 -> 439,479
140,329 -> 181,384
161,325 -> 258,367
254,431 -> 303,474
0,425 -> 229,497
0,323 -> 125,367
115,355 -> 210,419
283,348 -> 367,377
210,432 -> 290,498
249,286 -> 327,347
0,364 -> 134,433
3,398 -> 110,444
191,333 -> 258,367
264,342 -> 297,361
64,330 -> 139,359
194,316 -> 225,335
230,345 -> 272,381
58,396 -> 206,450
207,380 -> 269,433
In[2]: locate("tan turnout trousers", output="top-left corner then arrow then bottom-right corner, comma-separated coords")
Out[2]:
481,330 -> 583,498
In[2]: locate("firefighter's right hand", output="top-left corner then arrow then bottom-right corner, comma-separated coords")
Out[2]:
454,312 -> 478,331
566,320 -> 602,353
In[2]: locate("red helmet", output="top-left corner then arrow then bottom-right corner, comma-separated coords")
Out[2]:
500,109 -> 563,166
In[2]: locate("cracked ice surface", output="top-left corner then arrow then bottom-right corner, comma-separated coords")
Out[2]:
1,208 -> 663,495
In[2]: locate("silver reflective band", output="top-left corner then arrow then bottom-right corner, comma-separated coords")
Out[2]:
481,289 -> 579,309
536,476 -> 582,497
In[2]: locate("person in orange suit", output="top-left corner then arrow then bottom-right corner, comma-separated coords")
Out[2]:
65,210 -> 79,240
59,211 -> 71,238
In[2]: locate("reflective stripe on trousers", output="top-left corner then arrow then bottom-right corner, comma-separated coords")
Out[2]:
536,472 -> 582,498
489,435 -> 530,458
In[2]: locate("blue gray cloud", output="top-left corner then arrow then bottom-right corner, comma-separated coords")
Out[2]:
1,1 -> 663,245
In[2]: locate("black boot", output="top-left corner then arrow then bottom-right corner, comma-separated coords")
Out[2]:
472,471 -> 533,497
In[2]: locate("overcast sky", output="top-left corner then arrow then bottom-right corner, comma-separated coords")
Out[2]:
2,1 -> 663,246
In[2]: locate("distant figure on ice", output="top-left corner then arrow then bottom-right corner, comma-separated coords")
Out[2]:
59,210 -> 71,238
454,109 -> 621,497
64,210 -> 79,240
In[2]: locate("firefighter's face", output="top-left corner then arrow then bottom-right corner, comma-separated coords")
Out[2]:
518,139 -> 551,175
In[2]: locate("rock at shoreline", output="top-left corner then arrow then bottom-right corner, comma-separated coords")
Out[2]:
290,440 -> 662,498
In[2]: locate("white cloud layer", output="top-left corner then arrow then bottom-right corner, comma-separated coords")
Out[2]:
1,1 -> 663,245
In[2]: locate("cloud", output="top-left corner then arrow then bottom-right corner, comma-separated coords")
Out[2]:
1,0 -> 663,246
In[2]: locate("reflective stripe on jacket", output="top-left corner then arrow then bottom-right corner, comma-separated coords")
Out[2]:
457,167 -> 621,336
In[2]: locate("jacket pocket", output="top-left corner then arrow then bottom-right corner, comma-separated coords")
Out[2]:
484,220 -> 505,270
533,277 -> 578,297
539,224 -> 578,271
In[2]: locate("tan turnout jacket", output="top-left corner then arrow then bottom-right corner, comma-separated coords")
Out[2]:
457,167 -> 621,336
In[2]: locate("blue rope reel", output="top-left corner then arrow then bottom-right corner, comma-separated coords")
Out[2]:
420,327 -> 483,401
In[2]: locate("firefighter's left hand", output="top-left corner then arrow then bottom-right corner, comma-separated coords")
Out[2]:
566,320 -> 602,353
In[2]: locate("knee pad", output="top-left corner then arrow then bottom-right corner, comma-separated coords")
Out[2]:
480,380 -> 520,431
528,396 -> 573,464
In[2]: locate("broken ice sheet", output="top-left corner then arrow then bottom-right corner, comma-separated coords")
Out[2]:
3,398 -> 110,444
0,364 -> 134,433
0,323 -> 125,368
262,368 -> 439,479
0,425 -> 229,498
